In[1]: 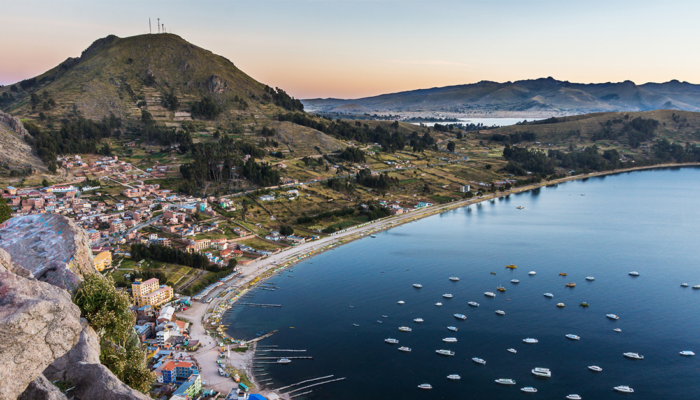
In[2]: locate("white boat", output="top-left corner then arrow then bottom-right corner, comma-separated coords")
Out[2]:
607,314 -> 619,320
557,303 -> 566,308
511,279 -> 520,284
507,348 -> 517,354
414,318 -> 424,323
468,301 -> 480,307
443,293 -> 453,299
614,328 -> 622,332
588,365 -> 602,372
447,326 -> 458,332
531,368 -> 551,378
435,302 -> 443,306
447,374 -> 461,380
472,357 -> 486,365
681,283 -> 688,287
566,395 -> 582,400
566,334 -> 580,341
495,310 -> 506,315
629,271 -> 639,276
436,349 -> 455,356
586,276 -> 595,281
529,271 -> 536,275
413,284 -> 423,288
417,384 -> 432,390
442,337 -> 457,343
352,323 -> 360,327
399,326 -> 412,332
382,315 -> 388,318
623,352 -> 644,360
693,285 -> 700,289
523,338 -> 539,344
277,358 -> 292,364
544,293 -> 553,298
454,314 -> 467,320
398,346 -> 411,352
521,387 -> 538,393
385,338 -> 399,344
495,379 -> 516,385
370,234 -> 377,238
449,277 -> 460,282
377,320 -> 382,323
398,301 -> 405,305
485,292 -> 496,297
680,351 -> 695,356
614,386 -> 634,393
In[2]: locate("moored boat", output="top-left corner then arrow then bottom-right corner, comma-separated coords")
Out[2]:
436,349 -> 455,356
485,292 -> 496,297
447,326 -> 458,332
442,337 -> 457,343
629,271 -> 639,276
413,283 -> 423,288
506,264 -> 517,269
497,286 -> 506,292
398,301 -> 405,304
495,310 -> 506,315
385,338 -> 399,344
507,348 -> 517,354
472,357 -> 486,365
398,346 -> 411,352
544,293 -> 554,298
586,276 -> 595,281
495,379 -> 516,385
511,279 -> 520,284
521,387 -> 537,393
454,313 -> 467,320
566,334 -> 580,340
443,293 -> 453,298
607,314 -> 619,320
588,365 -> 602,372
613,386 -> 634,393
435,302 -> 442,306
447,374 -> 461,380
681,283 -> 688,287
566,395 -> 582,400
559,273 -> 567,276
557,303 -> 566,307
449,277 -> 460,282
277,358 -> 292,364
414,318 -> 424,323
417,384 -> 432,390
614,328 -> 622,332
523,338 -> 539,344
529,271 -> 536,275
531,367 -> 551,378
693,285 -> 700,289
399,326 -> 412,332
565,282 -> 576,287
468,301 -> 480,307
680,351 -> 695,356
623,352 -> 644,360
580,302 -> 589,307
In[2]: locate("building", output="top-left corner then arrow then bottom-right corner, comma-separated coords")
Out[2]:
132,278 -> 174,307
93,251 -> 112,272
459,185 -> 471,193
170,374 -> 201,399
162,361 -> 199,384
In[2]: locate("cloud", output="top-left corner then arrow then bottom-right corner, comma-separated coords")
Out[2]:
391,59 -> 472,67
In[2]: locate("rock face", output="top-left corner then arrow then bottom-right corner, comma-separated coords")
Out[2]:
44,321 -> 151,400
17,375 -> 68,400
0,214 -> 94,292
0,110 -> 29,137
0,114 -> 46,174
0,250 -> 83,400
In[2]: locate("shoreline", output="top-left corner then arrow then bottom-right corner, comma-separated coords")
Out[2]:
190,161 -> 700,397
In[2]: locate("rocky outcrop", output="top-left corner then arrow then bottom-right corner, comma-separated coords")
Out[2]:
44,321 -> 150,400
0,214 -> 95,292
17,375 -> 68,400
0,110 -> 29,137
206,75 -> 227,93
0,251 -> 83,400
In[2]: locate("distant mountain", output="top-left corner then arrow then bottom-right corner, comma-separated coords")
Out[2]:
302,77 -> 700,116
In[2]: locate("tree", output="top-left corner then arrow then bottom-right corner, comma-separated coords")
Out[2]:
241,200 -> 249,222
447,141 -> 456,152
228,258 -> 238,270
280,225 -> 294,236
42,179 -> 50,188
456,132 -> 463,139
0,198 -> 11,223
100,143 -> 112,156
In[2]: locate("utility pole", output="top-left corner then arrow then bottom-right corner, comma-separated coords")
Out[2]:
157,18 -> 160,33
149,18 -> 151,34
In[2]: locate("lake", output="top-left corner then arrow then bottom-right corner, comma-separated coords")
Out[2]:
225,167 -> 700,399
411,117 -> 542,127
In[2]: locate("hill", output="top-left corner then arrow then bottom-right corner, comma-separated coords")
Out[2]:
302,77 -> 700,117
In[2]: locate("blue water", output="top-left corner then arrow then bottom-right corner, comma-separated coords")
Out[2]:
226,167 -> 700,399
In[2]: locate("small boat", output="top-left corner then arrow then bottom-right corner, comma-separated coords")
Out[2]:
506,264 -> 517,269
447,374 -> 461,380
614,386 -> 634,393
447,326 -> 458,332
436,349 -> 455,356
586,276 -> 595,281
385,338 -> 399,344
566,395 -> 582,400
468,301 -> 480,307
693,285 -> 700,289
413,284 -> 423,288
435,302 -> 443,306
517,206 -> 525,210
588,365 -> 602,372
417,384 -> 432,390
454,314 -> 467,320
449,277 -> 460,282
398,346 -> 411,352
497,286 -> 506,292
565,283 -> 576,287
531,367 -> 551,378
607,314 -> 619,320
681,283 -> 688,287
349,305 -> 354,308
382,315 -> 388,318
491,272 -> 497,275
495,310 -> 506,316
398,301 -> 405,305
277,358 -> 292,364
377,320 -> 382,323
399,326 -> 412,332
529,271 -> 536,275
507,348 -> 517,354
559,273 -> 567,276
580,302 -> 589,307
485,292 -> 496,297
443,294 -> 453,299
544,293 -> 554,298
557,303 -> 566,308
472,357 -> 486,365
629,271 -> 639,276
680,351 -> 695,356
566,334 -> 580,341
623,352 -> 644,360
523,338 -> 539,344
495,379 -> 516,385
521,387 -> 537,393
414,318 -> 424,323
511,279 -> 520,284
352,323 -> 360,327
614,328 -> 622,333
370,234 -> 377,238
442,337 -> 458,343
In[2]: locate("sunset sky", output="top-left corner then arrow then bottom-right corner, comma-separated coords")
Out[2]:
1,0 -> 699,99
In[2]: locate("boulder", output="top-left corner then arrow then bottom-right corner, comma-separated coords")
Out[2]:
17,374 -> 68,400
0,257 -> 83,400
0,214 -> 95,291
43,321 -> 150,400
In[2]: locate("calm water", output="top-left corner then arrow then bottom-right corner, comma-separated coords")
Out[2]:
226,167 -> 700,399
412,117 -> 542,127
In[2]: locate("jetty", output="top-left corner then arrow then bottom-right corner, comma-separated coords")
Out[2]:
283,377 -> 347,394
242,303 -> 282,308
275,375 -> 334,391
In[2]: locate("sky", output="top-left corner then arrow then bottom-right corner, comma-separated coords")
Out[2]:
1,0 -> 699,99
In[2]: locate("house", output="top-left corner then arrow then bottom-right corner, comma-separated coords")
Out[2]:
162,361 -> 199,384
170,374 -> 201,399
132,278 -> 174,307
93,251 -> 112,272
459,185 -> 471,193
258,195 -> 275,202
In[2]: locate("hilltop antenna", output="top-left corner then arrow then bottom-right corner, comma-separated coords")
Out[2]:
157,18 -> 160,33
